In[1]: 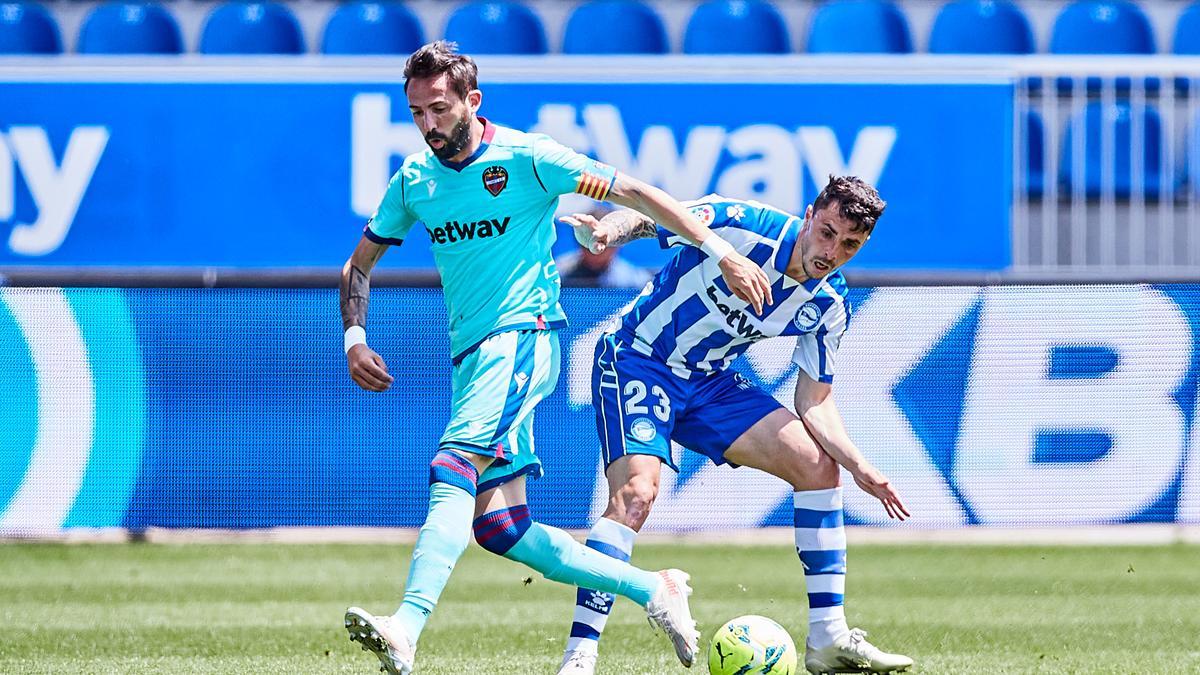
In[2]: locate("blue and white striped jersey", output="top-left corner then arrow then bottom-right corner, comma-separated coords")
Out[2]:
612,195 -> 851,383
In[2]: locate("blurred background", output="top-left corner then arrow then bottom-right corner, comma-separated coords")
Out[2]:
2,0 -> 1200,537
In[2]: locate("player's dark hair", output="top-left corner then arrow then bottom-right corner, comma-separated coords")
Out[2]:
403,41 -> 479,100
812,175 -> 886,234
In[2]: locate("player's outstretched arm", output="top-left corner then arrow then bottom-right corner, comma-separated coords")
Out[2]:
562,209 -> 656,253
793,372 -> 910,520
340,235 -> 395,393
604,173 -> 773,313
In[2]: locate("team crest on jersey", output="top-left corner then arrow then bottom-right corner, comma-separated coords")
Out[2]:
630,418 -> 657,443
482,166 -> 508,197
794,301 -> 822,331
688,204 -> 716,227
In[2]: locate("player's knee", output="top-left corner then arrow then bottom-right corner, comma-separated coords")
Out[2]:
614,473 -> 659,528
777,423 -> 839,490
429,450 -> 479,497
472,504 -> 532,556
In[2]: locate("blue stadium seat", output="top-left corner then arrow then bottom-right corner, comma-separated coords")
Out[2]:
1024,109 -> 1045,197
1060,102 -> 1162,198
1173,3 -> 1200,91
563,0 -> 668,54
929,0 -> 1034,54
806,0 -> 912,53
1175,2 -> 1200,54
1050,0 -> 1154,54
1189,112 -> 1200,196
444,2 -> 547,55
1051,0 -> 1156,92
682,0 -> 789,54
200,2 -> 305,55
0,2 -> 61,54
78,3 -> 183,54
322,2 -> 423,55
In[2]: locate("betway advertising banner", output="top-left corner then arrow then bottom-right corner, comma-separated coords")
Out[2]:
1,284 -> 1196,535
0,63 -> 1012,271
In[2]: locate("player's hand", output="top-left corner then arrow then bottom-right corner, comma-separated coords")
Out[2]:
562,213 -> 609,254
851,463 -> 910,521
347,344 -> 394,392
718,252 -> 773,315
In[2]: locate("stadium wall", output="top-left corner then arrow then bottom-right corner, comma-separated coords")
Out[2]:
1,284 -> 1198,536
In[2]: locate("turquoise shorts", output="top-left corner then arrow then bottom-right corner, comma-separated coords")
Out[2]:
440,329 -> 560,492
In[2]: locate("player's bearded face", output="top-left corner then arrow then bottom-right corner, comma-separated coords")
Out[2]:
425,113 -> 473,160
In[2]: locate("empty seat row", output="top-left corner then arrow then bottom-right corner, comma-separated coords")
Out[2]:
0,1 -> 409,54
1023,102 -> 1200,198
5,0 -> 1200,56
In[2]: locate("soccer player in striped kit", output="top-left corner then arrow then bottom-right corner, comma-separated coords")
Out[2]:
338,41 -> 773,674
558,177 -> 914,675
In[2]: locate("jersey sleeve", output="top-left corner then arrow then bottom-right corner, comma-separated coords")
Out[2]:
364,168 -> 417,245
531,134 -> 618,200
791,298 -> 851,384
656,196 -> 727,249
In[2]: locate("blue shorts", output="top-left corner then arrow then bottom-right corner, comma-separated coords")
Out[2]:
441,329 -> 560,492
591,333 -> 784,471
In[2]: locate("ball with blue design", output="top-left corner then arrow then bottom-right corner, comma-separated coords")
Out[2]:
707,615 -> 798,674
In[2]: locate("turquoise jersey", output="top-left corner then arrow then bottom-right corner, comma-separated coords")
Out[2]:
365,120 -> 618,362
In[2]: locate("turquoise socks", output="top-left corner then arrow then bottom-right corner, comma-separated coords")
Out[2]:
473,505 -> 659,607
392,452 -> 479,642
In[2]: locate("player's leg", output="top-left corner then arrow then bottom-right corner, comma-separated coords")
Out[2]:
345,445 -> 492,675
560,334 -> 684,672
718,399 -> 911,673
345,330 -> 531,673
473,473 -> 699,666
560,454 -> 662,672
722,408 -> 850,645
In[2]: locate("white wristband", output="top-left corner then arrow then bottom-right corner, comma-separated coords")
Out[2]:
343,325 -> 367,354
699,235 -> 736,260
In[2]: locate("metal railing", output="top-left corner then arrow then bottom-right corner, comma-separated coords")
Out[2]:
1013,56 -> 1200,275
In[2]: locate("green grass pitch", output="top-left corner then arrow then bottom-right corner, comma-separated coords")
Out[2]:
1,542 -> 1197,674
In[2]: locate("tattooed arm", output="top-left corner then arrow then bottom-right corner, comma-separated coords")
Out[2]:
340,235 -> 394,392
562,208 -> 659,254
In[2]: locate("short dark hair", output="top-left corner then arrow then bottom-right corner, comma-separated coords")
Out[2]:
812,175 -> 886,234
403,41 -> 478,100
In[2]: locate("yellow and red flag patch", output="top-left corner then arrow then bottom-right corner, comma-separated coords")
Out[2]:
574,160 -> 616,200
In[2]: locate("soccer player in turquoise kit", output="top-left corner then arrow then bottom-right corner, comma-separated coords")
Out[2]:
556,179 -> 914,675
338,41 -> 773,674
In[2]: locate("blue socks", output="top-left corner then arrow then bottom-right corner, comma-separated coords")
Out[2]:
392,452 -> 478,643
473,507 -> 658,607
794,487 -> 850,648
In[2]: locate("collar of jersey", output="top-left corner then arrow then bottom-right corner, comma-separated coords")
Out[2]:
436,117 -> 496,172
773,215 -> 802,277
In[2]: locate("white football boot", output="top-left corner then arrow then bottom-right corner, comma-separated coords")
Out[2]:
344,607 -> 415,675
804,628 -> 913,673
644,569 -> 700,668
557,649 -> 598,674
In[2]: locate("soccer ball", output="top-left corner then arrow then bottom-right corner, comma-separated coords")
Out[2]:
707,615 -> 798,675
